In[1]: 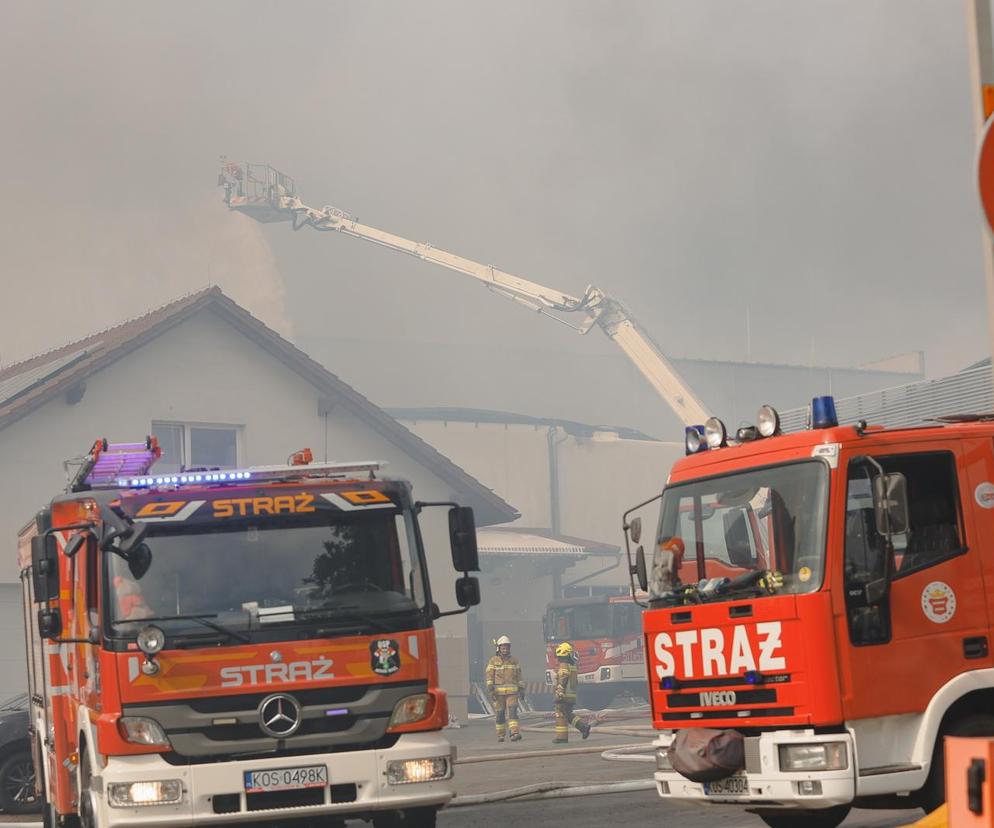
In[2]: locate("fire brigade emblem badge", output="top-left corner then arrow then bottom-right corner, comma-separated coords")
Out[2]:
975,482 -> 994,510
921,581 -> 956,624
370,639 -> 401,675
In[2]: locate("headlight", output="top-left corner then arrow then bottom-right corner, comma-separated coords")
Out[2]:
107,780 -> 182,807
599,667 -> 612,681
136,625 -> 165,655
386,757 -> 450,785
757,405 -> 780,437
778,743 -> 847,771
118,716 -> 170,747
704,417 -> 727,449
388,694 -> 433,727
656,749 -> 673,771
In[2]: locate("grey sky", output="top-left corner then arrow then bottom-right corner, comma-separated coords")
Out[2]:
0,2 -> 986,437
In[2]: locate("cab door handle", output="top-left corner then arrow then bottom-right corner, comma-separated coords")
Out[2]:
964,637 -> 989,659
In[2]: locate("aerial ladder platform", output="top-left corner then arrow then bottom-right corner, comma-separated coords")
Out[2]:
218,159 -> 711,428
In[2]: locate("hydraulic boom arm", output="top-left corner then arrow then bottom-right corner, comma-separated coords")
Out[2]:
218,160 -> 711,427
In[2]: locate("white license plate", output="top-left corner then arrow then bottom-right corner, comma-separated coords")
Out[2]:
704,775 -> 748,796
244,765 -> 328,793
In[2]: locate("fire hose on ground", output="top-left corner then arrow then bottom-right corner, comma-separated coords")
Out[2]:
449,779 -> 656,807
449,742 -> 658,806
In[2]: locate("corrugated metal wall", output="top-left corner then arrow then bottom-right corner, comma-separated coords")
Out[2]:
780,365 -> 994,433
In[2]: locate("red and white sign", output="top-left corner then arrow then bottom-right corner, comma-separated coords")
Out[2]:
978,116 -> 994,235
921,581 -> 956,624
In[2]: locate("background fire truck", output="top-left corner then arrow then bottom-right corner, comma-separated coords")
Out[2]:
625,399 -> 994,828
543,595 -> 647,710
19,439 -> 481,828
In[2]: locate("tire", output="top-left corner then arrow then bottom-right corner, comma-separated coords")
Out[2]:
0,750 -> 41,815
77,753 -> 97,828
755,805 -> 851,828
918,713 -> 994,814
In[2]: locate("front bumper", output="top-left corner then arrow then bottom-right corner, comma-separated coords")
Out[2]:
652,730 -> 855,810
93,732 -> 454,827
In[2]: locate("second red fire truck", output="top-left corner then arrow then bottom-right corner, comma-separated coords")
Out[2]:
543,595 -> 645,709
625,398 -> 994,827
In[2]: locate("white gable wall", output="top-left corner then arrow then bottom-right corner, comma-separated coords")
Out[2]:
0,309 -> 479,706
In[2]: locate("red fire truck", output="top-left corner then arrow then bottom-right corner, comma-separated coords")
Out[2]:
624,398 -> 994,827
19,439 -> 481,828
543,595 -> 646,709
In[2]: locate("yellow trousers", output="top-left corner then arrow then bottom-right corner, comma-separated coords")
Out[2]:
493,693 -> 519,739
554,700 -> 585,741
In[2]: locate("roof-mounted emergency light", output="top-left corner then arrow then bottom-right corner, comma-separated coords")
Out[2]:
811,396 -> 839,430
108,460 -> 383,490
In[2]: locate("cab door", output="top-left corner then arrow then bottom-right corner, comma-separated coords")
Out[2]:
838,443 -> 992,723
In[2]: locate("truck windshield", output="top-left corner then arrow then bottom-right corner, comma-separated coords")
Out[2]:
106,508 -> 428,638
653,460 -> 829,600
546,603 -> 640,641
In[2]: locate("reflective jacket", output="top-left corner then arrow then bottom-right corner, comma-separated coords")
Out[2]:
555,661 -> 577,702
485,655 -> 524,695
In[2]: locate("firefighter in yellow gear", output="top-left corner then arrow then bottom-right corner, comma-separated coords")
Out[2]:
553,642 -> 591,743
485,635 -> 524,742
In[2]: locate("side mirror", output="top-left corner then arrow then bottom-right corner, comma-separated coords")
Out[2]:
448,507 -> 479,572
455,576 -> 481,608
633,546 -> 648,592
37,608 -> 62,640
629,517 -> 642,545
64,532 -> 86,559
118,522 -> 148,556
864,577 -> 889,606
30,536 -> 59,604
127,543 -> 153,580
872,472 -> 909,536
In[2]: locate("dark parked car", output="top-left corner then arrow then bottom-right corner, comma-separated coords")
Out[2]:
0,694 -> 40,814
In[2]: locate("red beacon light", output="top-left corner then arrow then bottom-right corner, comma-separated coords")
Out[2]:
290,448 -> 314,466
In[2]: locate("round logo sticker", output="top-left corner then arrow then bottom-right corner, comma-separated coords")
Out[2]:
921,581 -> 956,624
798,566 -> 812,583
976,482 -> 994,509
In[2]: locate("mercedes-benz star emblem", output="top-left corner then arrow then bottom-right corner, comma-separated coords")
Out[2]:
258,693 -> 302,738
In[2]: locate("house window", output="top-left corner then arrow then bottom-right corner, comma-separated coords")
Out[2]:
152,422 -> 241,472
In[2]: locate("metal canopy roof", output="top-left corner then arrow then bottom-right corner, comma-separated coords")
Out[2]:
477,528 -> 618,558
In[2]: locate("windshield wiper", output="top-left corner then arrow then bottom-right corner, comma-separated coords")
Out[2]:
293,605 -> 399,633
127,614 -> 251,644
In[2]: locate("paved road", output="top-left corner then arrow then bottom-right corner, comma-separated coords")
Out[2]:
442,789 -> 920,828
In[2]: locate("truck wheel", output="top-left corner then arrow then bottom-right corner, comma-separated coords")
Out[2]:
919,713 -> 994,814
755,805 -> 851,828
0,750 -> 41,814
77,754 -> 98,828
372,806 -> 438,827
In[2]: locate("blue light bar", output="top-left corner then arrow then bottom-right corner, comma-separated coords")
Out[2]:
107,460 -> 382,490
116,471 -> 253,488
811,396 -> 839,429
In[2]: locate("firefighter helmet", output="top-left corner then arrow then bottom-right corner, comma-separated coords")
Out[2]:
555,642 -> 574,659
494,635 -> 511,653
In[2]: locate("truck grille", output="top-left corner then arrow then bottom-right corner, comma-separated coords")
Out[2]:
124,680 -> 426,761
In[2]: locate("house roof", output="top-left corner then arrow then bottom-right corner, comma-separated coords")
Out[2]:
0,287 -> 518,526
